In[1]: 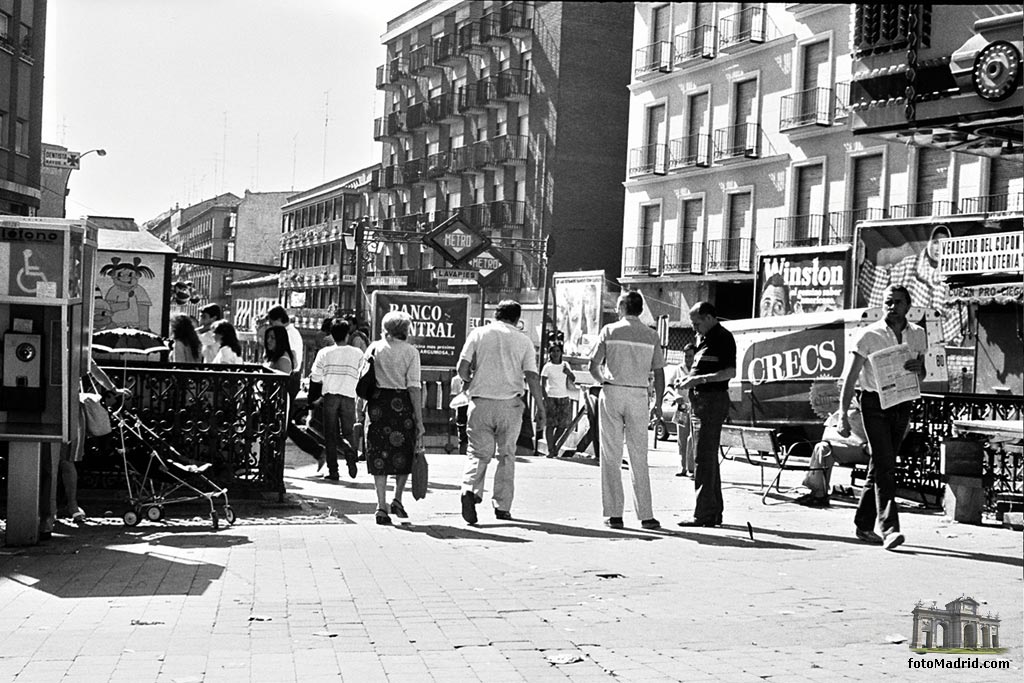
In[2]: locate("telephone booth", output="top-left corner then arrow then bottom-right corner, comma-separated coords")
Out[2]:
0,217 -> 97,545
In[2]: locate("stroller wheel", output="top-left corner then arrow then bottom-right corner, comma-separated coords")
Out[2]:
145,506 -> 164,522
123,509 -> 140,527
210,510 -> 219,530
223,507 -> 236,525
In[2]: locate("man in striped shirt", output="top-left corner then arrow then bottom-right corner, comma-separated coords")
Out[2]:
308,319 -> 363,480
589,291 -> 666,530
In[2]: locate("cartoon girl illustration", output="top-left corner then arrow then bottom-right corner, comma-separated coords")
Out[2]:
99,256 -> 155,330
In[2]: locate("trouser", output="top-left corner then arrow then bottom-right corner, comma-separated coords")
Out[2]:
598,385 -> 653,520
322,394 -> 357,477
461,397 -> 523,512
676,413 -> 695,472
855,391 -> 910,536
690,391 -> 729,523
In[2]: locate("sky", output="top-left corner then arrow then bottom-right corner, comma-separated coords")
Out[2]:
42,0 -> 422,224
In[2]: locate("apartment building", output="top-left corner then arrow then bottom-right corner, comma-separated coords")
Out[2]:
371,0 -> 633,309
0,0 -> 45,215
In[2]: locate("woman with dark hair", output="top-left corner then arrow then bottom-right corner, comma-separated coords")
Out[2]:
361,310 -> 424,525
210,320 -> 243,365
264,325 -> 294,375
169,314 -> 203,364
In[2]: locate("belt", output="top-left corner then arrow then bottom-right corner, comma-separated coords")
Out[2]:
602,383 -> 646,389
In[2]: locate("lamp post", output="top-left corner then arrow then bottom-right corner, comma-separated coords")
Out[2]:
63,148 -> 107,218
343,216 -> 371,323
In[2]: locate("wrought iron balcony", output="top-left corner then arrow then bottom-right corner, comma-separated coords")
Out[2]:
409,43 -> 442,75
491,134 -> 528,165
674,25 -> 717,63
668,134 -> 712,169
779,87 -> 842,129
382,165 -> 403,189
827,208 -> 885,244
473,139 -> 498,169
427,92 -> 459,124
663,241 -> 704,273
370,168 -> 381,192
706,238 -> 754,272
373,111 -> 407,140
462,203 -> 492,229
425,151 -> 456,180
476,77 -> 501,107
635,41 -> 672,77
375,58 -> 411,89
406,101 -> 428,130
456,84 -> 482,112
713,123 -> 767,159
403,158 -> 427,185
395,212 -> 432,232
497,68 -> 532,99
450,145 -> 474,174
456,21 -> 487,55
719,6 -> 767,47
623,245 -> 663,276
433,34 -> 460,65
628,143 -> 668,177
960,192 -> 1024,215
773,214 -> 829,248
889,200 -> 957,219
490,200 -> 526,228
480,2 -> 532,44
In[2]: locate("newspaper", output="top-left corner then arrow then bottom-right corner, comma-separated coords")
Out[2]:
868,343 -> 921,409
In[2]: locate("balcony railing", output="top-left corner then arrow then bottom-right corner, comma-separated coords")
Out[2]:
406,101 -> 428,130
476,77 -> 501,107
773,214 -> 829,248
457,84 -> 481,112
635,41 -> 672,77
827,207 -> 886,243
663,241 -> 704,273
719,6 -> 767,47
382,165 -> 403,188
960,192 -> 1024,215
462,203 -> 493,229
833,81 -> 851,119
427,92 -> 458,123
668,134 -> 712,169
628,143 -> 668,177
425,151 -> 455,180
456,21 -> 486,55
433,34 -> 459,65
491,134 -> 528,164
373,111 -> 407,140
674,25 -> 717,62
409,43 -> 442,74
474,139 -> 498,168
779,87 -> 841,129
713,123 -> 765,159
403,158 -> 426,184
450,145 -> 474,173
497,68 -> 532,99
490,200 -> 526,228
375,58 -> 411,89
889,200 -> 957,219
706,238 -> 754,272
623,245 -> 663,276
480,2 -> 532,44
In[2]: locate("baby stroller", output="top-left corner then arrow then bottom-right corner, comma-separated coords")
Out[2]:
109,404 -> 236,529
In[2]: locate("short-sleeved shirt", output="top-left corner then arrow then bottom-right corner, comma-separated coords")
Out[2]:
285,323 -> 304,376
541,361 -> 572,398
459,321 -> 538,400
310,343 -> 364,397
853,319 -> 927,394
199,329 -> 218,364
590,316 -> 666,387
691,321 -> 736,394
366,338 -> 421,390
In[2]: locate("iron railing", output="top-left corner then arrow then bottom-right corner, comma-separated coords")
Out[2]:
827,207 -> 885,244
403,157 -> 426,184
427,92 -> 458,123
491,134 -> 528,164
450,145 -> 474,173
714,123 -> 764,159
674,25 -> 717,62
382,165 -> 403,188
490,200 -> 526,228
635,41 -> 672,77
473,139 -> 497,168
457,84 -> 481,112
497,68 -> 532,99
79,363 -> 289,500
773,214 -> 829,247
409,43 -> 441,74
668,134 -> 712,168
889,200 -> 957,219
779,86 -> 839,128
706,237 -> 754,272
623,245 -> 662,275
456,21 -> 483,54
433,33 -> 458,64
719,6 -> 767,47
406,101 -> 428,130
373,111 -> 406,140
476,77 -> 500,107
425,151 -> 453,180
628,143 -> 668,176
663,240 -> 704,273
375,58 -> 411,89
960,192 -> 1024,215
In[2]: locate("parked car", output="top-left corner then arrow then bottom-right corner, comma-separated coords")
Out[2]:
649,387 -> 681,441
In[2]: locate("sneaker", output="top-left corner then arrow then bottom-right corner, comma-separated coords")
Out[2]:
641,518 -> 661,530
460,491 -> 478,525
390,500 -> 408,519
883,532 -> 905,551
347,460 -> 358,479
494,509 -> 512,521
855,528 -> 883,545
604,517 -> 624,529
71,508 -> 87,525
560,450 -> 575,458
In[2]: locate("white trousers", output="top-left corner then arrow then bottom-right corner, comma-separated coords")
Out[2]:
461,397 -> 523,512
598,385 -> 653,520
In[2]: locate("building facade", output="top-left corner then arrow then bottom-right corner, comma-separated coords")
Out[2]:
371,0 -> 633,311
0,0 -> 45,215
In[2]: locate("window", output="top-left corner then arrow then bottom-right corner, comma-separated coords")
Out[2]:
668,198 -> 703,272
0,12 -> 10,43
0,111 -> 7,148
15,119 -> 27,155
639,204 -> 662,273
799,40 -> 830,123
642,103 -> 667,173
793,163 -> 824,245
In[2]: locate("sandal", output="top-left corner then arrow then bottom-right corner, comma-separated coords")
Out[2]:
375,509 -> 392,525
390,500 -> 408,519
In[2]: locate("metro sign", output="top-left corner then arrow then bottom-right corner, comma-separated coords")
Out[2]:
467,247 -> 510,287
422,214 -> 490,266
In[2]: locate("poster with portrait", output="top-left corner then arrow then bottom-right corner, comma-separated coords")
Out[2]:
755,247 -> 850,317
553,270 -> 604,359
93,251 -> 167,333
855,220 -> 994,346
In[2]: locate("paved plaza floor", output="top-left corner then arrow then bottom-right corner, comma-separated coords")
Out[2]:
1,436 -> 1021,682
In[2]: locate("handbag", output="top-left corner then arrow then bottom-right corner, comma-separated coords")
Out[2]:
411,449 -> 428,500
80,392 -> 112,437
355,348 -> 377,401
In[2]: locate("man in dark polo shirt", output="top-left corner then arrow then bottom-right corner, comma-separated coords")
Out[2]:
677,301 -> 736,527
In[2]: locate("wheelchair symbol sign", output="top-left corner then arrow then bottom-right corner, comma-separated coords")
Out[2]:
2,242 -> 63,297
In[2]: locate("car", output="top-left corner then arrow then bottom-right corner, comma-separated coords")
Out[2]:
649,388 -> 682,441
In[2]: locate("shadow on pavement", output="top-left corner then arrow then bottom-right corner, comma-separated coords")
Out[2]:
658,526 -> 812,550
504,518 -> 655,541
888,545 -> 1023,568
393,524 -> 529,543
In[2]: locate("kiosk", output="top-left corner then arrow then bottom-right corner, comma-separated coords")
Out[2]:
0,217 -> 96,545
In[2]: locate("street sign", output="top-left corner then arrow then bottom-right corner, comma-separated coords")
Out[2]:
422,214 -> 490,266
433,268 -> 479,280
467,247 -> 510,287
367,275 -> 408,287
43,149 -> 80,170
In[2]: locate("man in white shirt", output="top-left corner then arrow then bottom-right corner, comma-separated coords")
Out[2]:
267,305 -> 304,377
308,319 -> 364,481
457,300 -> 546,524
540,343 -> 575,458
197,304 -> 222,364
838,285 -> 926,551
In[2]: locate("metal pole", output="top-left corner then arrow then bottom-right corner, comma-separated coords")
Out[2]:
354,217 -> 367,323
539,235 -> 551,368
479,284 -> 486,326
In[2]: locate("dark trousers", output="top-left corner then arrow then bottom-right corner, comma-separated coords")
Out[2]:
322,394 -> 357,477
855,391 -> 910,536
690,391 -> 730,523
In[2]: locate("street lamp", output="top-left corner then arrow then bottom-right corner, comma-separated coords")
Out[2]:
343,216 -> 371,322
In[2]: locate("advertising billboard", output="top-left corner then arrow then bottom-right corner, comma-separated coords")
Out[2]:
755,247 -> 850,317
552,270 -> 604,359
370,291 -> 471,370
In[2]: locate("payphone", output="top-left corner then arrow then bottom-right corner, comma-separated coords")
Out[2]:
0,217 -> 96,545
